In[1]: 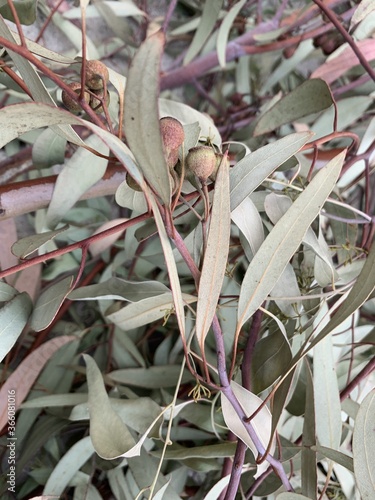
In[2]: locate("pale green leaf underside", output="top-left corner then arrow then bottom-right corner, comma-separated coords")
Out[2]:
30,276 -> 74,331
43,436 -> 95,495
83,355 -> 136,459
69,277 -> 170,302
230,132 -> 313,211
196,157 -> 230,349
237,151 -> 345,330
0,293 -> 32,362
254,79 -> 333,136
353,389 -> 375,499
11,225 -> 69,259
124,31 -> 171,205
106,292 -> 196,331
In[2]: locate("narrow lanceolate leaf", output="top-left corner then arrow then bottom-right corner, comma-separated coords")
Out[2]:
237,151 -> 345,331
313,332 -> 342,450
353,389 -> 375,499
217,0 -> 246,67
107,292 -> 196,331
254,79 -> 333,136
302,362 -> 317,499
230,132 -> 313,211
43,436 -> 95,496
0,292 -> 32,362
11,225 -> 69,258
30,276 -> 74,331
221,381 -> 275,468
196,157 -> 230,350
306,235 -> 375,352
124,31 -> 171,205
184,0 -> 223,64
83,355 -> 136,459
148,192 -> 188,340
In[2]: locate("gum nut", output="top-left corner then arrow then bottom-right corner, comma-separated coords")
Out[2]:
160,116 -> 185,152
85,60 -> 109,90
61,82 -> 90,113
186,146 -> 216,181
90,89 -> 110,114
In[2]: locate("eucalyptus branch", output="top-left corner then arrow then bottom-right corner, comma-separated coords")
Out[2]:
0,33 -> 106,128
0,213 -> 148,280
340,355 -> 375,400
170,228 -> 293,493
312,0 -> 375,83
0,165 -> 125,220
160,5 -> 354,90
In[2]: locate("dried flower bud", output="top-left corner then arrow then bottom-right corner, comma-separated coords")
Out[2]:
186,146 -> 216,182
85,60 -> 109,90
61,82 -> 90,113
160,116 -> 185,169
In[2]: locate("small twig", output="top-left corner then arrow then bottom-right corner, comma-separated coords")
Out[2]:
0,61 -> 33,99
312,0 -> 375,83
162,0 -> 178,33
7,0 -> 27,47
0,35 -> 106,128
0,213 -> 149,280
35,0 -> 65,43
340,355 -> 375,400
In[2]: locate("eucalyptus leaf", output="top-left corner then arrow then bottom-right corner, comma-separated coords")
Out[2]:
196,156 -> 230,350
83,354 -> 136,459
69,277 -> 170,302
314,329 -> 342,449
230,132 -> 313,211
46,134 -> 109,228
30,276 -> 74,331
32,128 -> 67,169
43,436 -> 95,496
0,292 -> 32,362
217,0 -> 246,67
184,0 -> 223,64
124,31 -> 171,205
302,361 -> 317,498
353,389 -> 375,499
254,79 -> 333,136
11,225 -> 69,259
0,0 -> 37,25
237,151 -> 345,331
107,365 -> 191,388
106,292 -> 196,331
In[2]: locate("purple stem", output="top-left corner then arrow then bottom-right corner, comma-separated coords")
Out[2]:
171,226 -> 293,492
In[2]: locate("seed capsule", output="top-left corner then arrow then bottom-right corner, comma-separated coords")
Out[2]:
90,89 -> 110,114
159,116 -> 185,169
61,82 -> 90,113
186,146 -> 216,182
85,60 -> 109,90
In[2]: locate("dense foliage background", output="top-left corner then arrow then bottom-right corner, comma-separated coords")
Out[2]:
0,1 -> 374,499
